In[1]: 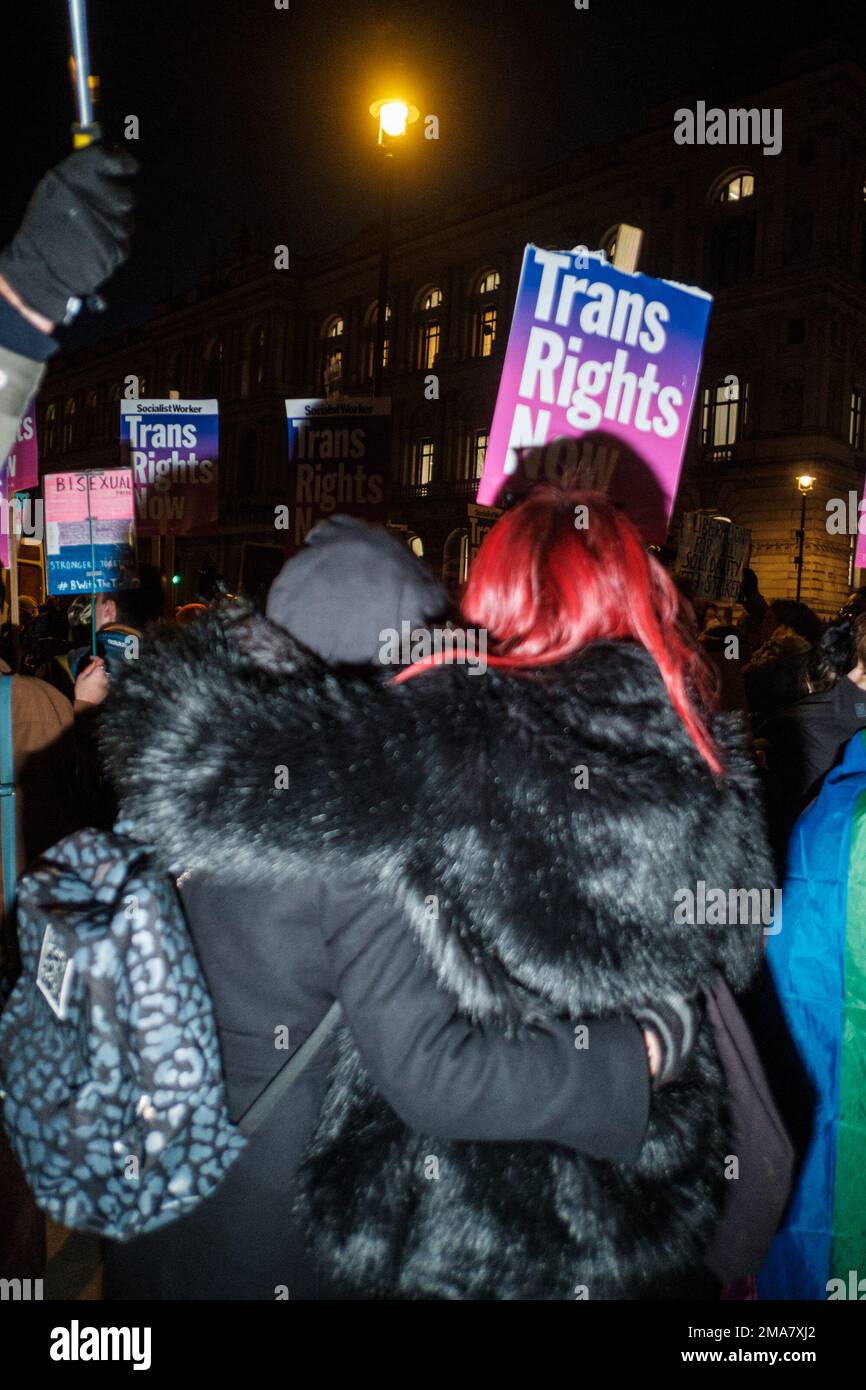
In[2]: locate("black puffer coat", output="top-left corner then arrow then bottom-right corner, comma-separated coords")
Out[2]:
101,604 -> 773,1300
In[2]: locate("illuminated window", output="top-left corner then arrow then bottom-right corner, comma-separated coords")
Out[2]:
701,377 -> 749,458
472,269 -> 500,357
474,305 -> 497,357
418,319 -> 440,370
324,349 -> 343,398
322,316 -> 345,396
850,390 -> 866,450
718,173 -> 755,202
364,301 -> 391,378
413,438 -> 435,486
416,288 -> 443,370
471,429 -> 489,478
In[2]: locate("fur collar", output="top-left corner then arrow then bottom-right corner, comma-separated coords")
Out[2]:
101,603 -> 771,1025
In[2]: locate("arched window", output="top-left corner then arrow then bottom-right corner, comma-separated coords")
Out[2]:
715,172 -> 755,203
471,269 -> 500,357
705,172 -> 757,288
364,301 -> 391,379
416,288 -> 442,371
202,337 -> 224,397
62,397 -> 77,450
408,534 -> 424,558
241,324 -> 266,397
322,315 -> 344,397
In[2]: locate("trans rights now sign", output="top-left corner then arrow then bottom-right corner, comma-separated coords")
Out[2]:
477,246 -> 712,544
285,399 -> 390,552
121,399 -> 218,537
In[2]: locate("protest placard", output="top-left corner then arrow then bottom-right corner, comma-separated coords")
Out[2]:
856,483 -> 866,571
0,399 -> 39,568
467,502 -> 501,568
285,399 -> 391,551
477,246 -> 712,543
43,469 -> 136,595
674,511 -> 751,601
121,399 -> 218,537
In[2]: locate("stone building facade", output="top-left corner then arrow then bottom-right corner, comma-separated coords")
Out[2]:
38,39 -> 866,614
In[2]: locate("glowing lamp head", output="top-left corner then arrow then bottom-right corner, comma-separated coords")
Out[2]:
797,473 -> 816,494
369,97 -> 419,146
380,100 -> 409,137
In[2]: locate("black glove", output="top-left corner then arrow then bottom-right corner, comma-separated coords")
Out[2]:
0,145 -> 138,325
634,992 -> 701,1089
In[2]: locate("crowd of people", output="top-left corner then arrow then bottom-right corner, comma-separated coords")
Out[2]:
0,147 -> 862,1302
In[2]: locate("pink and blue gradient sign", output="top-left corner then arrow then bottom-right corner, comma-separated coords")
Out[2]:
477,246 -> 713,543
120,399 -> 219,537
0,398 -> 39,568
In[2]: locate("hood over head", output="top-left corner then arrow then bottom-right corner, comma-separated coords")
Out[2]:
266,515 -> 448,666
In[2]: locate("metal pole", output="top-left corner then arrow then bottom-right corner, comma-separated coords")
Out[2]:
796,491 -> 806,602
372,153 -> 394,399
68,0 -> 95,135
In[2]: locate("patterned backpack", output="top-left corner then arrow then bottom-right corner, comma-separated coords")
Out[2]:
0,827 -> 340,1240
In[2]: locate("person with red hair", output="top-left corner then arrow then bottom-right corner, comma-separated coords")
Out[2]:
100,495 -> 780,1299
397,485 -> 723,774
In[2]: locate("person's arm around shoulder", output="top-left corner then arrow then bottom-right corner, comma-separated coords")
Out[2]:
321,875 -> 655,1164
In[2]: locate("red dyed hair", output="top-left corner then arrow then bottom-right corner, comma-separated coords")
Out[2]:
394,486 -> 723,774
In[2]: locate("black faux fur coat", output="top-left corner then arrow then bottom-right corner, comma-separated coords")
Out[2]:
101,604 -> 773,1300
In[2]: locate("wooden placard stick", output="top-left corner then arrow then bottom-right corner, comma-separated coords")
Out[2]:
611,223 -> 644,274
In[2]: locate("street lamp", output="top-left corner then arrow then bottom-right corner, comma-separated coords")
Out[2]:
368,96 -> 418,396
795,473 -> 815,601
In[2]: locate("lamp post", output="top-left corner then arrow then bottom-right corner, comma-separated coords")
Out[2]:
795,473 -> 815,602
368,98 -> 418,397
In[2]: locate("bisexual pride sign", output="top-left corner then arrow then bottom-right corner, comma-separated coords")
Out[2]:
121,399 -> 218,536
44,469 -> 135,595
477,246 -> 713,543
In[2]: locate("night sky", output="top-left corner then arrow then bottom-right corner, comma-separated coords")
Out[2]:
4,0 -> 865,347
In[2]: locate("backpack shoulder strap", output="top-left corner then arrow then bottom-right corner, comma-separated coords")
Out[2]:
0,674 -> 16,918
236,1000 -> 343,1139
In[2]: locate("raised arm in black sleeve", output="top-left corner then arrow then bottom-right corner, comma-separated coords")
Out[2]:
321,873 -> 651,1164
